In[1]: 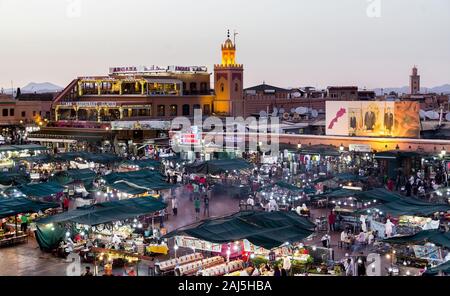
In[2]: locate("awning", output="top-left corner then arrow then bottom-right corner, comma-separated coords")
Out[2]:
17,181 -> 65,198
424,261 -> 450,276
0,144 -> 48,153
102,169 -> 174,191
164,211 -> 316,250
383,230 -> 450,249
109,182 -> 148,195
36,197 -> 167,226
185,159 -> 253,175
120,159 -> 161,169
0,197 -> 59,219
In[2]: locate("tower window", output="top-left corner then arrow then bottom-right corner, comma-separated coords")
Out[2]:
235,83 -> 239,92
182,104 -> 190,116
157,105 -> 165,117
169,105 -> 178,116
221,84 -> 224,92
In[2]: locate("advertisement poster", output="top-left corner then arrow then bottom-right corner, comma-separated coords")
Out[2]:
326,101 -> 420,138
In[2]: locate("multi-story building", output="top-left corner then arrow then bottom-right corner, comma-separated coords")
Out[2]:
410,66 -> 420,95
0,93 -> 53,126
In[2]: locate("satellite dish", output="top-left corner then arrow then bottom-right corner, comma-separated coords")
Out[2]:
292,92 -> 301,98
445,113 -> 450,122
259,111 -> 267,118
290,108 -> 296,114
279,108 -> 285,114
426,111 -> 439,120
297,107 -> 308,115
419,110 -> 426,119
282,112 -> 290,120
292,113 -> 300,120
273,107 -> 278,114
311,109 -> 319,118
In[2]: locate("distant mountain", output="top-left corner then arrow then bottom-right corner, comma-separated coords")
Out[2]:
373,84 -> 450,96
2,82 -> 63,94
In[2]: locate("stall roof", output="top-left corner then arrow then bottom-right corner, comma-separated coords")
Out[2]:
374,150 -> 426,160
185,159 -> 253,175
358,195 -> 450,217
0,144 -> 48,153
383,230 -> 450,249
0,197 -> 59,219
109,182 -> 149,195
298,144 -> 341,156
164,211 -> 316,250
424,260 -> 450,275
36,197 -> 167,226
102,169 -> 174,191
16,154 -> 54,163
334,173 -> 368,182
0,171 -> 29,186
52,169 -> 96,188
121,159 -> 161,169
17,181 -> 65,198
54,152 -> 122,164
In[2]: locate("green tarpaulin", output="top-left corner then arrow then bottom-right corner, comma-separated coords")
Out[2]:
298,144 -> 341,156
17,154 -> 54,164
0,144 -> 47,153
257,181 -> 303,193
109,182 -> 149,195
121,159 -> 161,169
334,173 -> 368,182
0,171 -> 29,186
359,195 -> 450,217
383,230 -> 450,249
165,211 -> 316,250
36,197 -> 167,226
51,169 -> 96,188
17,181 -> 65,198
185,159 -> 253,175
0,197 -> 59,219
55,152 -> 122,164
102,169 -> 173,191
35,224 -> 68,251
424,261 -> 450,276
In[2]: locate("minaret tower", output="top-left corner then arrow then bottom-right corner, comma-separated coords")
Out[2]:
214,30 -> 244,117
410,65 -> 420,95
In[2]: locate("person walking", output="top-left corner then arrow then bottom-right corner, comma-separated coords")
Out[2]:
194,196 -> 201,220
328,211 -> 336,232
171,197 -> 178,216
203,195 -> 210,217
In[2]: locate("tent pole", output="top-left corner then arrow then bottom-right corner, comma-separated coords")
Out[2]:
15,215 -> 18,236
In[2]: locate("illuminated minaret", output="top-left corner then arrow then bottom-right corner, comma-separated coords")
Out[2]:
410,66 -> 420,95
214,30 -> 244,116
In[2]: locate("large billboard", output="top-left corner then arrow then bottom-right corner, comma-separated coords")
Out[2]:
326,101 -> 420,138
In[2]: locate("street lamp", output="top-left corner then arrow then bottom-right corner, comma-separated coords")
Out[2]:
441,147 -> 446,157
297,143 -> 302,149
339,143 -> 344,152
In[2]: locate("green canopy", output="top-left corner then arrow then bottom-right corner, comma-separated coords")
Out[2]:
185,159 -> 253,175
55,152 -> 122,164
0,144 -> 48,153
17,181 -> 65,198
36,196 -> 166,226
298,144 -> 341,156
257,181 -> 303,193
165,211 -> 316,250
109,182 -> 149,195
0,197 -> 59,219
35,224 -> 68,251
424,261 -> 450,276
383,230 -> 450,249
102,169 -> 174,191
51,169 -> 96,188
359,196 -> 450,217
121,159 -> 161,169
0,171 -> 29,186
374,150 -> 425,160
16,154 -> 54,164
311,188 -> 362,200
334,173 -> 368,182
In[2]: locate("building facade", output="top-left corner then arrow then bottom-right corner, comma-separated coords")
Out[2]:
410,66 -> 421,95
0,94 -> 53,126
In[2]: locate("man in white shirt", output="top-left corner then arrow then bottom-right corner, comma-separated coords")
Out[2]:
247,196 -> 255,207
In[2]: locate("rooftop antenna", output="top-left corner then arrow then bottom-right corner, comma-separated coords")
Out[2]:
233,30 -> 239,45
227,29 -> 230,39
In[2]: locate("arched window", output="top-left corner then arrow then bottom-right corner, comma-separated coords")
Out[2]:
221,83 -> 224,92
169,105 -> 178,116
235,83 -> 239,92
203,104 -> 211,115
182,104 -> 190,116
190,82 -> 197,94
157,105 -> 165,117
